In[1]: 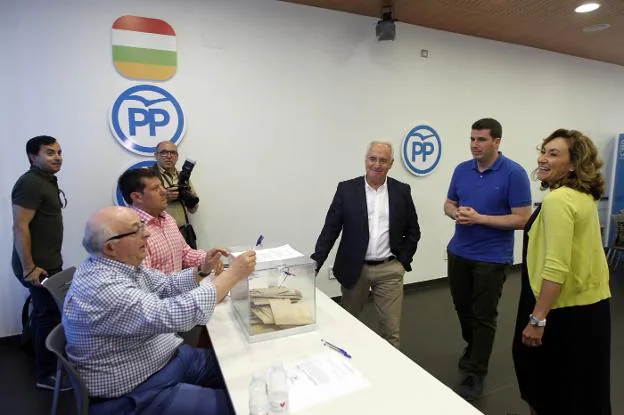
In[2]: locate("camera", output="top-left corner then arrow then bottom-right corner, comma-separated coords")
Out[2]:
177,158 -> 200,209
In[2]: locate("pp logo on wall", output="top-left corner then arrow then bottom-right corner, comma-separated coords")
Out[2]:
109,84 -> 186,155
401,124 -> 442,176
112,15 -> 177,81
114,160 -> 157,206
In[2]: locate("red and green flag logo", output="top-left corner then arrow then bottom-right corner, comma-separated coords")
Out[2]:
112,15 -> 177,81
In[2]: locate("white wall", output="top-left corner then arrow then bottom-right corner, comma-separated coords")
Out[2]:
1,0 -> 623,337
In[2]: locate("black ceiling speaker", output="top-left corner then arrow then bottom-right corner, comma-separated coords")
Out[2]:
376,5 -> 396,41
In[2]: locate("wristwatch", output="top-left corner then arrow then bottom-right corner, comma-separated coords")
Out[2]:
196,267 -> 211,278
529,314 -> 546,327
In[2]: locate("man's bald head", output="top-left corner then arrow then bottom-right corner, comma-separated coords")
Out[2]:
156,141 -> 177,152
82,207 -> 136,254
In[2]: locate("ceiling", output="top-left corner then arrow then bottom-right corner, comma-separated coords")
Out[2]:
281,0 -> 624,67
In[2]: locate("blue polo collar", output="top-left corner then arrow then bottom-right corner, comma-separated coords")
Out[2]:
471,152 -> 505,172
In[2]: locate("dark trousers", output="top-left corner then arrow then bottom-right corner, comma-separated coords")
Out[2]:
15,267 -> 62,381
448,251 -> 506,377
90,345 -> 232,415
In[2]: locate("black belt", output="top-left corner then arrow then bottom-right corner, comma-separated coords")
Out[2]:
364,256 -> 395,266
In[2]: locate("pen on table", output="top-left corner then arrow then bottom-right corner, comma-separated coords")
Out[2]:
254,234 -> 264,249
321,339 -> 352,359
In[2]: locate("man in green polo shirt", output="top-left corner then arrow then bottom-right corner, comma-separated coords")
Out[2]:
11,135 -> 70,391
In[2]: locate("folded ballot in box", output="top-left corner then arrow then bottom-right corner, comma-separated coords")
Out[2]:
229,244 -> 317,342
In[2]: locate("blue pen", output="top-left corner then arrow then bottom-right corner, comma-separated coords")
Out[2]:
254,235 -> 264,249
321,339 -> 352,359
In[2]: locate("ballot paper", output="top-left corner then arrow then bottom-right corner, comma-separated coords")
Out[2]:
269,299 -> 314,326
284,353 -> 371,413
249,287 -> 311,334
231,244 -> 304,264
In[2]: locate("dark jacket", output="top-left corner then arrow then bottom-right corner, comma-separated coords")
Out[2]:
311,176 -> 421,289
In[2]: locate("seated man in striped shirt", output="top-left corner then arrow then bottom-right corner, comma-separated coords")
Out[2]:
118,167 -> 222,346
63,206 -> 256,415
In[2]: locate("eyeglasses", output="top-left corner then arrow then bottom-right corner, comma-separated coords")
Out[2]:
105,221 -> 146,242
367,156 -> 391,166
157,150 -> 178,157
58,189 -> 67,209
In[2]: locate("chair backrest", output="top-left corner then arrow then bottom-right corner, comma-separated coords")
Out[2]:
41,267 -> 76,312
46,324 -> 90,415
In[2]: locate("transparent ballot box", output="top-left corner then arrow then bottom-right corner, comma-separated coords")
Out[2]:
229,248 -> 317,343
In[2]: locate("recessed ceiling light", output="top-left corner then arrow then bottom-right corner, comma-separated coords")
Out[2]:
575,3 -> 601,13
583,23 -> 610,32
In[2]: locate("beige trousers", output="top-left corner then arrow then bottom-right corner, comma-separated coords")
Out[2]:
340,259 -> 405,349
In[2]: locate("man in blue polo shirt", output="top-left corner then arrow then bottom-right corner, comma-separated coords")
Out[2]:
444,118 -> 531,401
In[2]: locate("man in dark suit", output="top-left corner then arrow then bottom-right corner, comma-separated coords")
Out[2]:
312,141 -> 421,348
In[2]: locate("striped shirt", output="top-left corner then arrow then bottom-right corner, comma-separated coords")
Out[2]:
62,256 -> 216,398
133,207 -> 206,274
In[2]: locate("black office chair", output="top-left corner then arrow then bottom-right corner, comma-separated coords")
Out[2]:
45,324 -> 89,415
41,267 -> 76,415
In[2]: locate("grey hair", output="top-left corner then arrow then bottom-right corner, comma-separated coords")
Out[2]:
366,141 -> 394,161
82,220 -> 116,255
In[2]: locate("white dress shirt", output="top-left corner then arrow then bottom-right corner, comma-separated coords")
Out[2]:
364,177 -> 392,260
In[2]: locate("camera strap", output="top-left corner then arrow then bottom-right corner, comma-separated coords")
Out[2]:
160,169 -> 178,188
181,197 -> 190,225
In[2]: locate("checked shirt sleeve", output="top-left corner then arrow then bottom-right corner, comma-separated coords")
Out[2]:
91,267 -> 217,336
144,267 -> 199,298
181,242 -> 207,269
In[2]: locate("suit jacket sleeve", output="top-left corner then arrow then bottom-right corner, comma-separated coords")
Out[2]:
398,184 -> 421,268
311,183 -> 344,270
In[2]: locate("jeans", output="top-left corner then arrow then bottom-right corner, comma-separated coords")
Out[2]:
90,345 -> 233,415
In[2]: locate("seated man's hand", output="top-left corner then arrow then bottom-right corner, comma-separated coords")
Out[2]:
230,251 -> 256,281
201,248 -> 228,276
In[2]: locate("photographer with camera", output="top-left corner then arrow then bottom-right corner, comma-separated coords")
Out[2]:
154,141 -> 200,248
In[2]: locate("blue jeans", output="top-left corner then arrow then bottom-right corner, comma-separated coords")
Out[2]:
90,345 -> 233,415
15,266 -> 62,381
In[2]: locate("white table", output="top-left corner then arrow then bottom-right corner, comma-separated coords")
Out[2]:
207,289 -> 483,415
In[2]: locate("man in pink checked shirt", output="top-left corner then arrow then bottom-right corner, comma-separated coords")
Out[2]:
118,167 -> 224,276
118,167 -> 223,347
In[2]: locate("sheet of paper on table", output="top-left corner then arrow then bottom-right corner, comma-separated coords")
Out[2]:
231,244 -> 304,263
284,352 -> 371,413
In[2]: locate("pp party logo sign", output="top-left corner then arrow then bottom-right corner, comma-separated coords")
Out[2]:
109,84 -> 186,156
401,124 -> 442,176
112,15 -> 177,81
